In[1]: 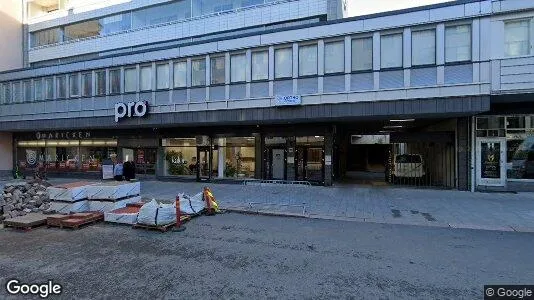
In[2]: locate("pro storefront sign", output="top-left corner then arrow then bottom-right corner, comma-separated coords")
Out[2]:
115,101 -> 148,122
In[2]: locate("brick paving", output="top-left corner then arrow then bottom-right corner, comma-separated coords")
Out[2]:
16,178 -> 534,233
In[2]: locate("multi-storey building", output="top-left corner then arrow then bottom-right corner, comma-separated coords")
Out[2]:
0,0 -> 533,192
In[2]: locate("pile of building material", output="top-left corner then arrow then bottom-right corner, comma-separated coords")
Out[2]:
46,181 -> 141,214
3,212 -> 64,231
0,181 -> 51,221
46,212 -> 104,229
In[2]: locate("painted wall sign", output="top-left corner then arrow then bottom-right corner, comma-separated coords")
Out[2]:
36,131 -> 91,140
115,101 -> 148,122
275,95 -> 301,106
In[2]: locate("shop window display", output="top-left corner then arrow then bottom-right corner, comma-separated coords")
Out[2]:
213,137 -> 255,179
17,139 -> 117,173
476,115 -> 534,180
163,138 -> 197,177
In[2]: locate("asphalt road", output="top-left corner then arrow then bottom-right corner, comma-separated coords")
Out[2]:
0,213 -> 532,299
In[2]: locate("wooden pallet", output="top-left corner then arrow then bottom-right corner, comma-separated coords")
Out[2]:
3,213 -> 56,231
132,216 -> 191,232
47,212 -> 104,230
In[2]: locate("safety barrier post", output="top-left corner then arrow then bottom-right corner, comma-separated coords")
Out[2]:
175,195 -> 181,228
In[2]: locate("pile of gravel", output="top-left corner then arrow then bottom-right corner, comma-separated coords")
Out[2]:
0,181 -> 51,221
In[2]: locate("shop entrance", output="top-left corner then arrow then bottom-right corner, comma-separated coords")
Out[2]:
122,148 -> 157,175
296,147 -> 324,182
476,138 -> 506,187
271,148 -> 286,180
197,146 -> 211,181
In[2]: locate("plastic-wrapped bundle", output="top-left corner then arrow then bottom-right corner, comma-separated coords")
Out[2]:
136,199 -> 159,226
137,199 -> 177,226
179,192 -> 205,215
70,201 -> 90,213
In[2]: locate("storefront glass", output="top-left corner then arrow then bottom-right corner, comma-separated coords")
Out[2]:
17,140 -> 117,172
213,137 -> 255,179
476,115 -> 534,180
162,138 -> 197,177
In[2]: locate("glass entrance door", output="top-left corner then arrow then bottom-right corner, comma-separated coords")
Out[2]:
197,146 -> 211,180
296,147 -> 324,182
476,138 -> 506,187
136,148 -> 157,175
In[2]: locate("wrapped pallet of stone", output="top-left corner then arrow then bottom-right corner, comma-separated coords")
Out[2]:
47,181 -> 96,202
136,199 -> 176,226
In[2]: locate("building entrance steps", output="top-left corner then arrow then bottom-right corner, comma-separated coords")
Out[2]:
10,178 -> 534,233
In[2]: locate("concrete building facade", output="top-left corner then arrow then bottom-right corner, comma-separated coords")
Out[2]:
0,0 -> 533,191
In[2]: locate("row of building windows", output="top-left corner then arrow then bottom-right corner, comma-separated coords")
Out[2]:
30,0 -> 278,47
4,23 -> 476,103
6,18 -> 533,103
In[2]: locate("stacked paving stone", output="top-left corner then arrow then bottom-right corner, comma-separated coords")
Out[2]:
0,181 -> 51,221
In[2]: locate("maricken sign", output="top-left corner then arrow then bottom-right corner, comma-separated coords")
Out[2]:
36,131 -> 91,140
115,101 -> 149,122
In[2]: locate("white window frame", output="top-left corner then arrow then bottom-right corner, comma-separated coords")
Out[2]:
81,72 -> 92,97
230,53 -> 247,83
380,33 -> 403,69
210,56 -> 226,85
95,70 -> 106,96
251,50 -> 268,81
191,58 -> 206,87
69,73 -> 80,97
411,29 -> 436,66
44,77 -> 54,100
34,78 -> 43,101
156,63 -> 170,90
445,24 -> 472,63
274,47 -> 293,79
298,43 -> 318,77
504,18 -> 532,57
140,65 -> 152,91
173,61 -> 187,88
109,69 -> 121,94
56,75 -> 66,99
324,40 -> 345,74
124,67 -> 137,93
23,80 -> 32,102
351,36 -> 373,72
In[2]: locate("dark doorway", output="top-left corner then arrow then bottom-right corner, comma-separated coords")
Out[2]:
296,147 -> 324,182
197,146 -> 211,181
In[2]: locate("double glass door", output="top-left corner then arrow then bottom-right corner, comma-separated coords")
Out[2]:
296,147 -> 324,182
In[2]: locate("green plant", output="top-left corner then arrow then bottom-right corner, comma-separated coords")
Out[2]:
165,150 -> 191,176
225,162 -> 237,177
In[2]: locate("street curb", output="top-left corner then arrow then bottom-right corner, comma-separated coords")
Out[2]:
222,208 -> 534,233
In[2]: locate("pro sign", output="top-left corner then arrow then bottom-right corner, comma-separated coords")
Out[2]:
115,101 -> 148,122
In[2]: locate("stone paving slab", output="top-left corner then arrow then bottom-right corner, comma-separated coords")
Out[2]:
39,178 -> 534,233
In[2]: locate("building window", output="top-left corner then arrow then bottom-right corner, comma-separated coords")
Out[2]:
64,21 -> 100,41
211,56 -> 225,85
252,51 -> 268,81
162,138 -> 198,178
82,73 -> 92,97
505,20 -> 531,57
173,61 -> 187,88
381,33 -> 403,69
191,58 -> 206,86
140,65 -> 152,91
275,47 -> 292,79
156,63 -> 170,89
56,77 -> 66,99
412,29 -> 436,66
31,28 -> 60,47
56,76 -> 66,99
124,67 -> 137,93
132,1 -> 189,29
299,44 -> 318,76
95,71 -> 106,96
213,137 -> 256,179
2,83 -> 11,104
445,24 -> 471,63
34,79 -> 43,101
69,73 -> 79,97
324,41 -> 345,74
230,54 -> 246,83
45,77 -> 53,99
23,81 -> 32,102
109,69 -> 121,94
352,37 -> 373,71
12,82 -> 21,103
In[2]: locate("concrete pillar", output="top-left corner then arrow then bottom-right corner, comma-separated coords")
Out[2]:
457,117 -> 470,191
218,138 -> 225,178
254,133 -> 262,179
324,131 -> 334,186
0,133 -> 13,177
286,137 -> 296,181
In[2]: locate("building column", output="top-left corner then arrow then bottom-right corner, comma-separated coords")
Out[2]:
324,130 -> 334,186
0,133 -> 13,177
286,137 -> 296,181
254,133 -> 262,179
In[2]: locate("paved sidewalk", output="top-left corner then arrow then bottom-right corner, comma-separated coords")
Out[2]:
38,178 -> 534,233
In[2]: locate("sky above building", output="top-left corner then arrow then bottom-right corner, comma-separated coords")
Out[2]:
347,0 -> 452,17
